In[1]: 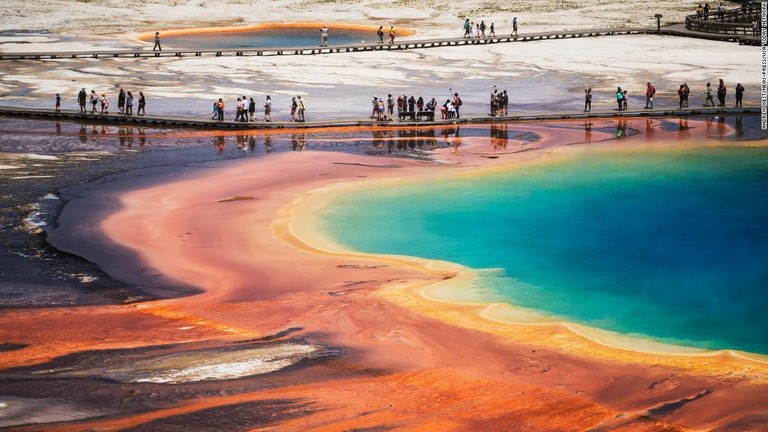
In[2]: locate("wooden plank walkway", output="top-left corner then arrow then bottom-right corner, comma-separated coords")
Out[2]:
0,105 -> 759,131
0,25 -> 759,61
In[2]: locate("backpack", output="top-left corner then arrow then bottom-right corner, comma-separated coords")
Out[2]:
456,97 -> 462,106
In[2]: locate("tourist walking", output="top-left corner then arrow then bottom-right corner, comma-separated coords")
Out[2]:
584,87 -> 592,112
249,97 -> 256,121
235,97 -> 244,122
513,17 -> 518,36
717,78 -> 727,107
616,87 -> 624,110
290,97 -> 297,121
242,96 -> 250,122
645,82 -> 656,109
490,22 -> 496,37
118,88 -> 126,114
320,25 -> 329,47
90,90 -> 99,113
137,91 -> 146,115
211,100 -> 218,120
55,93 -> 61,112
153,32 -> 161,51
125,91 -> 133,116
463,19 -> 471,38
453,92 -> 462,118
678,84 -> 686,109
78,88 -> 87,113
735,83 -> 744,107
297,95 -> 305,122
264,95 -> 272,122
377,26 -> 384,44
682,83 -> 690,107
389,26 -> 395,44
704,82 -> 715,106
480,21 -> 486,37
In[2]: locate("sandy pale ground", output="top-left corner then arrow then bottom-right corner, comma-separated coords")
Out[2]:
1,1 -> 767,430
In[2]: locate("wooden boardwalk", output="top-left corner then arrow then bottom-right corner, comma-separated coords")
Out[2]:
0,25 -> 759,61
0,105 -> 759,131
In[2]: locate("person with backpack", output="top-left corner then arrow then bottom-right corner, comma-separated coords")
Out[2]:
645,82 -> 656,109
463,19 -> 471,38
453,92 -> 462,118
616,87 -> 624,111
387,94 -> 395,121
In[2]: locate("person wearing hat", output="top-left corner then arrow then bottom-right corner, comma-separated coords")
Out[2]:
153,32 -> 161,51
78,88 -> 87,113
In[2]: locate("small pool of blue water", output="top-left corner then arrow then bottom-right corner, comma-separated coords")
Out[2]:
161,27 -> 375,50
319,146 -> 768,354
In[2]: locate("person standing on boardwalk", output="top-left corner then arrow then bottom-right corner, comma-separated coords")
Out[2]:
489,22 -> 496,37
55,93 -> 61,112
242,96 -> 250,122
645,82 -> 656,109
463,19 -> 471,38
100,94 -> 109,114
735,83 -> 744,107
453,92 -> 462,118
249,97 -> 256,121
678,84 -> 686,109
584,87 -> 592,112
216,98 -> 225,121
389,26 -> 395,44
616,87 -> 624,110
479,21 -> 486,37
717,79 -> 726,107
118,88 -> 126,114
682,83 -> 690,107
78,88 -> 87,113
377,26 -> 384,44
137,91 -> 146,116
264,95 -> 272,122
387,94 -> 395,121
297,95 -> 305,122
320,25 -> 329,47
90,90 -> 99,113
501,90 -> 508,115
290,97 -> 297,121
153,32 -> 161,51
125,91 -> 133,116
513,17 -> 518,36
704,82 -> 715,106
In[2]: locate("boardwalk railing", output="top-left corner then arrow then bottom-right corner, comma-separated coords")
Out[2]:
0,19 -> 761,62
685,5 -> 761,36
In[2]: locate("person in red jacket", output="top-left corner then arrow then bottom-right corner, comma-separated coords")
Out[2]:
645,82 -> 656,109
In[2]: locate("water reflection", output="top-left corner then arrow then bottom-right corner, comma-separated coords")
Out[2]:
490,123 -> 508,151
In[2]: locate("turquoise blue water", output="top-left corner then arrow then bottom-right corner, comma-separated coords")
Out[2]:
162,28 -> 373,50
319,147 -> 768,354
